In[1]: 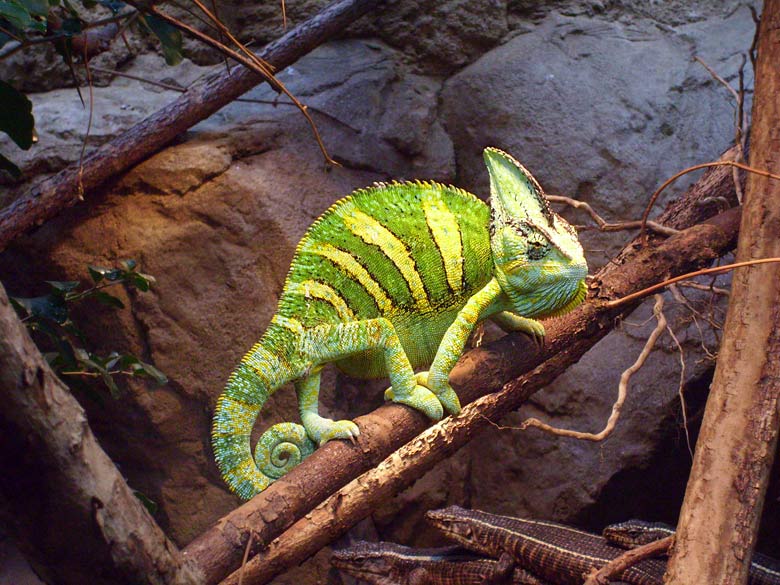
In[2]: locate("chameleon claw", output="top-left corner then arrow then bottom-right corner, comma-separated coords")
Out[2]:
302,414 -> 360,447
385,384 -> 444,421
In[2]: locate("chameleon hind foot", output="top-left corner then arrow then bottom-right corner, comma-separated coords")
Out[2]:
413,371 -> 462,416
301,413 -> 360,447
384,383 -> 444,421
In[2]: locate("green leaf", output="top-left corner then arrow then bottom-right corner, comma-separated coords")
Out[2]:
46,280 -> 80,292
88,265 -> 123,281
0,1 -> 32,30
133,490 -> 158,515
11,293 -> 68,323
143,14 -> 182,66
0,152 -> 21,178
94,290 -> 124,309
126,271 -> 151,291
0,79 -> 34,150
88,265 -> 104,283
100,370 -> 120,397
131,360 -> 167,384
19,0 -> 49,17
118,258 -> 136,271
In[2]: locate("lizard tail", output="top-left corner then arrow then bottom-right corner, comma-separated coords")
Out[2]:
212,345 -> 315,500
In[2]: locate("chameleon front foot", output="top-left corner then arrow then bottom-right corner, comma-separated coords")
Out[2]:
301,413 -> 360,447
414,371 -> 462,416
384,383 -> 444,421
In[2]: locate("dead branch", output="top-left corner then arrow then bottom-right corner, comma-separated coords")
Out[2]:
638,160 -> 780,240
518,294 -> 667,441
547,195 -> 679,237
665,2 -> 780,582
0,0 -> 387,252
584,536 -> 674,585
181,147 -> 744,585
0,283 -> 201,585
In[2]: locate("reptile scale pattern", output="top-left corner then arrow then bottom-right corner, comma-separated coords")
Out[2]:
212,148 -> 589,499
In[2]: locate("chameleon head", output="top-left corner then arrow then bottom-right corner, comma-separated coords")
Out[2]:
484,147 -> 588,319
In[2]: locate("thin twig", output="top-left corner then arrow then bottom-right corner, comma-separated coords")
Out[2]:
694,55 -> 747,202
664,314 -> 693,458
668,284 -> 718,362
606,258 -> 780,308
77,49 -> 95,200
144,4 -> 339,165
237,530 -> 255,585
584,536 -> 674,585
640,162 -> 780,241
548,195 -> 679,237
518,295 -> 666,442
677,281 -> 729,297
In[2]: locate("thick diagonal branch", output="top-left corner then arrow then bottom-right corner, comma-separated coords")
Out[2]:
0,0 -> 386,252
0,283 -> 202,585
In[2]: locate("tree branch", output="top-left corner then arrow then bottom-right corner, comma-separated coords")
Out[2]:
180,147 -> 743,584
665,2 -> 780,582
0,0 -> 388,252
0,283 -> 202,585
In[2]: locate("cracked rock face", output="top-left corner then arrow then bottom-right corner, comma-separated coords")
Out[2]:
0,1 -> 770,581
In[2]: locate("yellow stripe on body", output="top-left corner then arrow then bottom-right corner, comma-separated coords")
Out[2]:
422,194 -> 463,293
289,280 -> 355,322
271,314 -> 304,334
305,241 -> 395,313
340,206 -> 431,312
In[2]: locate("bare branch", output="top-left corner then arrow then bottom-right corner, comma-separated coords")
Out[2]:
584,536 -> 674,585
518,295 -> 666,442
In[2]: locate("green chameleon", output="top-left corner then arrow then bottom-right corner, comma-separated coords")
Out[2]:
212,148 -> 588,499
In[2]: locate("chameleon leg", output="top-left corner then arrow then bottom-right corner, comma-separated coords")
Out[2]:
422,278 -> 505,415
491,311 -> 545,340
295,370 -> 360,446
304,318 -> 445,421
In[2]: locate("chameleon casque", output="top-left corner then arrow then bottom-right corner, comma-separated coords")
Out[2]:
212,147 -> 588,499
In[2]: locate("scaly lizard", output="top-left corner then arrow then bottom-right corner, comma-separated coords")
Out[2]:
603,520 -> 780,585
331,542 -> 545,585
212,148 -> 588,499
425,507 -> 664,585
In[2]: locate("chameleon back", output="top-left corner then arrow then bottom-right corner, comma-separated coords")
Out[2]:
277,181 -> 493,376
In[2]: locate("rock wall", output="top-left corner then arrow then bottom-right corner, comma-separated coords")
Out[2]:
0,1 -> 770,583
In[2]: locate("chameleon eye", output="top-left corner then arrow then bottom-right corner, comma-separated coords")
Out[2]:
527,238 -> 550,261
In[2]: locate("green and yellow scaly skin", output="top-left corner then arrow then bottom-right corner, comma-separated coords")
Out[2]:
212,148 -> 588,499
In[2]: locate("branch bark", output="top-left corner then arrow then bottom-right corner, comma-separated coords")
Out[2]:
664,2 -> 780,583
181,147 -> 742,584
223,207 -> 742,585
0,283 -> 202,585
0,0 -> 388,252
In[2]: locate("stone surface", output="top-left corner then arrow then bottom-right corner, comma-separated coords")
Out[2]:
440,6 -> 757,265
0,1 -> 770,583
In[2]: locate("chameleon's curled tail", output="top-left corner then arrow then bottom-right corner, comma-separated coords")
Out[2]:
212,355 -> 315,500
